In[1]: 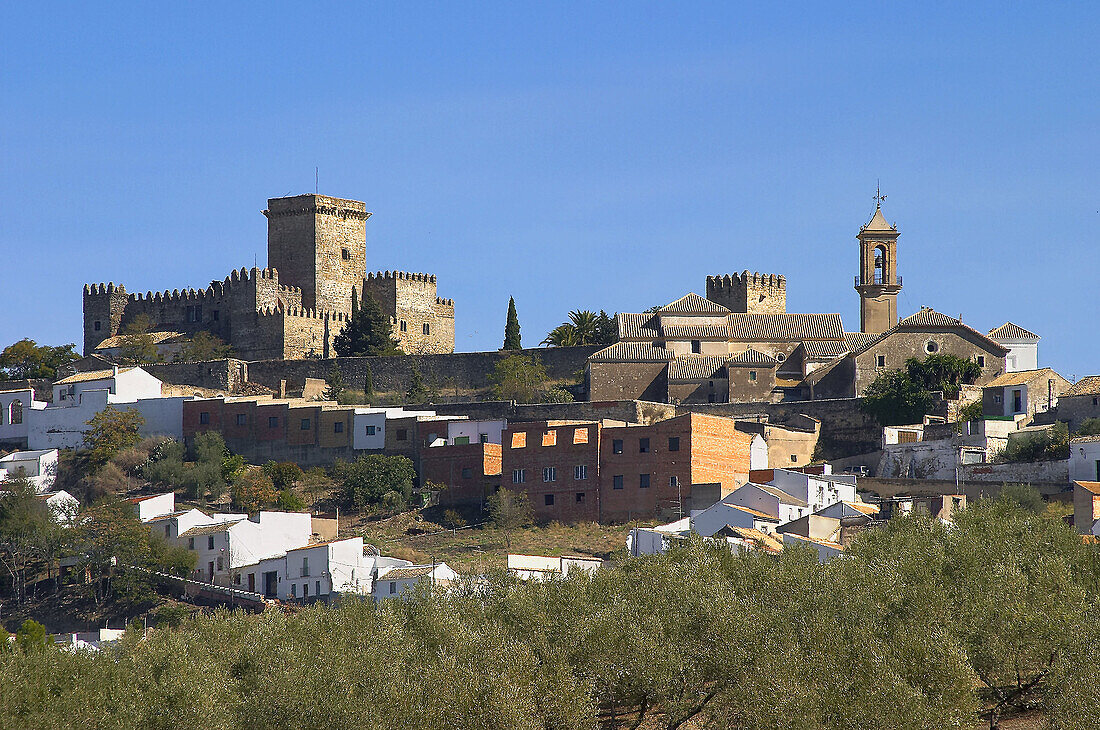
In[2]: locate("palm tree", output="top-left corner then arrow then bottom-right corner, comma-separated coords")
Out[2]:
542,310 -> 600,346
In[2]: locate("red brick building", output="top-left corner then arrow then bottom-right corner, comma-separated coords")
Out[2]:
420,442 -> 502,508
501,421 -> 602,522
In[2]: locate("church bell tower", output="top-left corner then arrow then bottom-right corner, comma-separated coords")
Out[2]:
854,190 -> 901,334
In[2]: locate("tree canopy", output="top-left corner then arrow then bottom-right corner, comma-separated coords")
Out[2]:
0,339 -> 79,380
333,454 -> 416,510
503,296 -> 521,350
84,406 -> 145,469
333,292 -> 401,357
489,353 -> 551,403
541,309 -> 617,347
861,368 -> 934,426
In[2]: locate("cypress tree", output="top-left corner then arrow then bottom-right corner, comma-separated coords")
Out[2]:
503,296 -> 522,350
333,293 -> 401,357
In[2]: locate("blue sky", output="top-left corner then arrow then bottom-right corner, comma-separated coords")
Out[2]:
1,3 -> 1097,377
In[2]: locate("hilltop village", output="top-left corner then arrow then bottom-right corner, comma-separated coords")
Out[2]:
2,190 -> 1098,676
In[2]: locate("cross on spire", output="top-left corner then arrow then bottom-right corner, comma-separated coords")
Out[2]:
874,180 -> 887,209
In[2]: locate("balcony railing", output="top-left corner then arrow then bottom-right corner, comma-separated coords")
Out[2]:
855,275 -> 902,287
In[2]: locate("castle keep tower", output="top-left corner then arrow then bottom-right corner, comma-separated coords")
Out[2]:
263,194 -> 372,312
705,272 -> 786,314
854,200 -> 901,334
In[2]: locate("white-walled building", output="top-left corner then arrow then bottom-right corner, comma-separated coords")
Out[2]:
767,467 -> 858,513
38,490 -> 79,524
446,419 -> 507,446
506,554 -> 603,581
372,563 -> 458,601
0,388 -> 47,447
278,538 -> 374,601
350,407 -> 442,450
177,511 -> 313,584
782,532 -> 845,561
988,323 -> 1040,373
1070,436 -> 1100,484
724,483 -> 808,524
128,492 -> 177,522
0,449 -> 59,491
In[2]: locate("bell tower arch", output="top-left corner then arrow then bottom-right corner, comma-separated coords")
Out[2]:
854,191 -> 901,334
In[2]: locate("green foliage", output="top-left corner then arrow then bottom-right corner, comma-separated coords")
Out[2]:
117,314 -> 163,365
541,309 -> 601,346
998,483 -> 1044,513
861,368 -> 934,426
262,461 -> 304,491
14,620 -> 50,654
405,363 -> 429,403
995,422 -> 1070,463
84,406 -> 145,469
594,309 -> 617,346
333,292 -> 401,356
489,353 -> 550,403
958,399 -> 984,422
322,364 -> 346,401
333,454 -> 416,511
503,296 -> 521,350
0,478 -> 59,602
487,488 -> 531,548
541,385 -> 574,403
905,353 -> 983,399
230,470 -> 278,513
1,503 -> 1099,727
175,331 -> 232,362
1075,417 -> 1100,436
0,339 -> 79,380
276,490 -> 307,512
442,509 -> 466,529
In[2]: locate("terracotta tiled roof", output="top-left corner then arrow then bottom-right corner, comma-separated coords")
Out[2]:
750,484 -> 808,507
658,293 -> 730,314
616,312 -> 660,340
845,501 -> 881,516
588,341 -> 675,363
661,323 -> 731,339
984,368 -> 1061,388
988,322 -> 1040,340
178,520 -> 242,538
286,538 -> 358,552
667,356 -> 727,381
728,348 -> 778,367
802,340 -> 850,359
843,332 -> 876,351
55,367 -> 135,385
724,504 -> 781,520
1075,481 -> 1100,495
1064,376 -> 1100,397
726,313 -> 845,341
382,566 -> 436,580
1070,435 -> 1100,444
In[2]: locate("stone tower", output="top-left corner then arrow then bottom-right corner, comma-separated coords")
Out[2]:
263,194 -> 372,312
854,202 -> 901,334
705,272 -> 786,314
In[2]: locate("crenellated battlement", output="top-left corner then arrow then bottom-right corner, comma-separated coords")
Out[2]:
367,270 -> 438,283
83,282 -> 127,296
706,270 -> 787,314
435,297 -> 454,307
258,306 -> 348,322
706,271 -> 787,289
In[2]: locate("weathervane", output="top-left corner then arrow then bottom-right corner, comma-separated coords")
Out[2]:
874,180 -> 887,210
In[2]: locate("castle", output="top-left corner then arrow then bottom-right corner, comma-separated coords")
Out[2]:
83,194 -> 455,360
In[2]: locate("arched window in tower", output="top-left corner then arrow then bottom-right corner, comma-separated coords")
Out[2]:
9,399 -> 22,425
873,245 -> 887,284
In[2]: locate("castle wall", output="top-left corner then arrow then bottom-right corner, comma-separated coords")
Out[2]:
706,272 -> 786,314
83,283 -> 129,354
362,272 -> 455,354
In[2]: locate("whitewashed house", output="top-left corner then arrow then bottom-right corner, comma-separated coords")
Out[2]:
372,563 -> 458,601
724,483 -> 808,523
445,419 -> 507,446
350,407 -> 447,450
782,532 -> 845,561
506,554 -> 603,581
38,490 -> 79,524
177,511 -> 313,584
278,537 -> 374,601
0,448 -> 59,491
767,467 -> 858,513
988,323 -> 1040,373
0,388 -> 47,447
144,508 -> 220,543
128,492 -> 177,522
1070,436 -> 1100,483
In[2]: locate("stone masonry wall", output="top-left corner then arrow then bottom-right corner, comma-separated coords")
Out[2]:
362,272 -> 455,354
705,272 -> 786,314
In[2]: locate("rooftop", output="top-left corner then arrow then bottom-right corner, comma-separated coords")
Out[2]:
1064,376 -> 1100,397
382,565 -> 437,580
1075,481 -> 1100,495
179,520 -> 243,538
988,322 -> 1040,341
984,368 -> 1062,388
55,367 -> 135,385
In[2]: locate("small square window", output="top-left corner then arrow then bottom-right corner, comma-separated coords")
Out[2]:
691,340 -> 701,354
574,464 -> 587,480
512,469 -> 526,484
300,418 -> 311,430
544,494 -> 555,506
461,467 -> 472,479
576,492 -> 585,503
479,433 -> 489,443
236,413 -> 247,426
612,439 -> 623,454
613,475 -> 624,490
334,421 -> 344,433
341,248 -> 350,260
668,437 -> 680,452
269,416 -> 279,428
877,355 -> 886,367
639,473 -> 650,489
366,425 -> 376,435
977,356 -> 985,367
639,438 -> 650,453
423,322 -> 430,335
790,454 -> 798,463
94,320 -> 102,331
749,370 -> 757,381
199,411 -> 210,425
396,429 -> 408,441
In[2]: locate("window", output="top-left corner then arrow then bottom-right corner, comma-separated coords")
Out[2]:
8,400 -> 21,425
207,536 -> 215,550
301,557 -> 310,577
543,467 -> 557,482
977,356 -> 985,367
612,439 -> 623,454
316,580 -> 321,595
291,584 -> 297,597
341,248 -> 350,260
303,583 -> 308,597
512,469 -> 526,484
423,322 -> 430,335
234,574 -> 241,585
188,537 -> 195,550
1093,397 -> 1098,406
639,438 -> 650,453
994,394 -> 1002,404
925,340 -> 939,354
396,429 -> 407,441
691,340 -> 701,354
389,582 -> 396,594
542,430 -> 557,447
263,416 -> 277,429
216,556 -> 223,571
576,492 -> 585,503
479,433 -> 489,443
301,418 -> 311,430
790,454 -> 798,463
400,320 -> 408,332
461,467 -> 472,479
877,355 -> 886,368
573,427 -> 588,444
199,411 -> 210,425
544,494 -> 555,506
670,475 -> 678,488
366,425 -> 376,436
639,473 -> 650,489
574,464 -> 587,480
334,421 -> 344,433
668,436 -> 680,452
613,475 -> 624,490
236,413 -> 247,426
1012,389 -> 1023,413
775,352 -> 786,362
94,320 -> 102,331
185,305 -> 203,323
749,370 -> 757,381
511,432 -> 526,448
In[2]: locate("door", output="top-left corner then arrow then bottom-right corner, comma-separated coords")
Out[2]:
208,561 -> 215,581
263,571 -> 278,598
247,573 -> 255,592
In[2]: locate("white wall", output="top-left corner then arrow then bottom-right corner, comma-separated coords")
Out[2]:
1070,439 -> 1100,483
26,391 -> 187,451
0,389 -> 46,445
1000,340 -> 1038,372
0,449 -> 59,491
131,493 -> 175,522
768,469 -> 857,513
448,420 -> 506,445
749,434 -> 768,470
